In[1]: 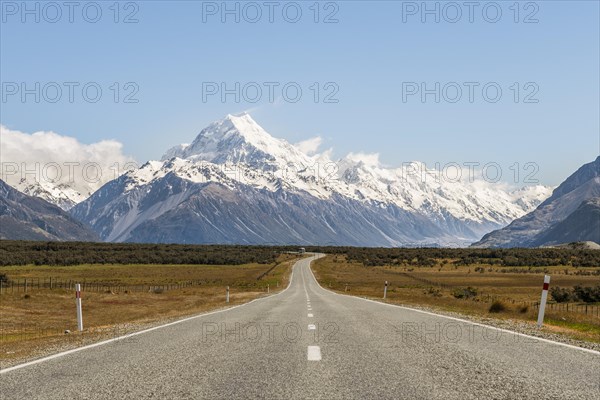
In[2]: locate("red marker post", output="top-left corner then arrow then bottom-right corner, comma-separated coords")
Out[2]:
537,275 -> 551,328
75,283 -> 83,331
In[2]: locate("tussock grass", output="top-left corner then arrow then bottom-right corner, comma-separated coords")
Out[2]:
312,255 -> 600,343
0,255 -> 299,364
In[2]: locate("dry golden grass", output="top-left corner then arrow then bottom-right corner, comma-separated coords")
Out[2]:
313,255 -> 600,343
0,255 -> 299,364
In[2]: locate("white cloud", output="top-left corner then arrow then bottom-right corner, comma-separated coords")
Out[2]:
345,152 -> 381,168
294,136 -> 323,156
0,125 -> 135,203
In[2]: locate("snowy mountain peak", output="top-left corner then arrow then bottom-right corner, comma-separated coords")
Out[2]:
68,112 -> 560,246
154,113 -> 553,228
161,114 -> 311,168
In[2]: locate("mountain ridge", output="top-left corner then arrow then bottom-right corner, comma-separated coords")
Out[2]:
0,179 -> 99,241
472,157 -> 600,248
70,114 -> 553,246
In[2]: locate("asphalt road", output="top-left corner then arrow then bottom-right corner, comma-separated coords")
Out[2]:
1,255 -> 599,399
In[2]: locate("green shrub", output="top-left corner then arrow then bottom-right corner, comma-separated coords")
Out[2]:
425,287 -> 442,297
573,285 -> 600,303
452,286 -> 478,299
551,285 -> 600,303
550,286 -> 573,303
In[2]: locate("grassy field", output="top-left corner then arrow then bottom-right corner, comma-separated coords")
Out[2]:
0,254 -> 300,365
312,255 -> 600,343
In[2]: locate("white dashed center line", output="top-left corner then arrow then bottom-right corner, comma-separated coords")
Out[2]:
307,346 -> 321,361
308,313 -> 313,318
308,324 -> 316,330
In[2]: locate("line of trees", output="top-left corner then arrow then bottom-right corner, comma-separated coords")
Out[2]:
0,241 -> 298,266
2,241 -> 599,268
303,246 -> 600,268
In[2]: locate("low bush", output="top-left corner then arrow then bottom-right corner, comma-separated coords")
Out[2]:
550,287 -> 573,303
452,286 -> 478,299
489,301 -> 506,313
425,287 -> 442,297
573,285 -> 600,303
518,304 -> 529,313
551,285 -> 600,303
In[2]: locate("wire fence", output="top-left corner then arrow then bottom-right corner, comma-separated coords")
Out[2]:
0,277 -> 276,295
2,277 -> 597,317
397,272 -> 600,318
527,300 -> 600,317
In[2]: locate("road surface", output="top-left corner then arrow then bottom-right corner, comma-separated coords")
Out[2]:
1,255 -> 599,399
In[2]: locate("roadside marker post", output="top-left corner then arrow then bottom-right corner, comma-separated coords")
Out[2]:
537,275 -> 551,328
75,284 -> 83,331
267,285 -> 270,293
226,286 -> 230,303
383,281 -> 388,299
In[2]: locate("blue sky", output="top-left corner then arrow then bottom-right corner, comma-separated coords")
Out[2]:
1,0 -> 598,185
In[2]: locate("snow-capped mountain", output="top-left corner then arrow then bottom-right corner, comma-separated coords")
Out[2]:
11,179 -> 87,211
1,124 -> 133,211
473,156 -> 600,247
160,114 -> 549,224
0,179 -> 98,241
162,114 -> 313,168
71,113 -> 552,246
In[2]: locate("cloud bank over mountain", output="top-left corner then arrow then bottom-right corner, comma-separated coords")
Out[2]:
0,125 -> 135,209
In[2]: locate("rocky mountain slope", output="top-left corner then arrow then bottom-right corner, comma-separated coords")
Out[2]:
0,179 -> 99,241
71,114 -> 551,246
473,156 -> 600,247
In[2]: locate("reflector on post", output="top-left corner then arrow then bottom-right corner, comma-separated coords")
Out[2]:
537,275 -> 550,328
75,283 -> 83,331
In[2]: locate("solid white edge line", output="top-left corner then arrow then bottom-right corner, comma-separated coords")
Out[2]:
0,256 -> 312,374
306,254 -> 600,357
307,345 -> 321,361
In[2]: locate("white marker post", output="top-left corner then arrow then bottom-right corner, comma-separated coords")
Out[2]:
226,286 -> 230,303
383,281 -> 388,299
75,284 -> 83,331
537,275 -> 551,328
